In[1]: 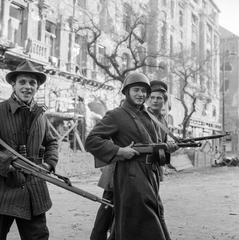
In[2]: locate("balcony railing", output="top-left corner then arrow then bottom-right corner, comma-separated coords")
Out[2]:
25,38 -> 50,64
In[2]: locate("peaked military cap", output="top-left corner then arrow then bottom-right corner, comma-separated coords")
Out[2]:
6,60 -> 47,86
150,80 -> 168,93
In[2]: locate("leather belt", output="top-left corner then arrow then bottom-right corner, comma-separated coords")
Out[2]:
132,154 -> 158,164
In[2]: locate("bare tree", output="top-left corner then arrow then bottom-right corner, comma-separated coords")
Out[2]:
74,2 -> 165,85
169,49 -> 216,138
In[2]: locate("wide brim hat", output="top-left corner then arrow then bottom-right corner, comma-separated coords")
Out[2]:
150,80 -> 168,92
6,60 -> 47,86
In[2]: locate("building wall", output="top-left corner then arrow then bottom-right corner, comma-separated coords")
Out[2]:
220,27 -> 239,155
0,0 -> 221,140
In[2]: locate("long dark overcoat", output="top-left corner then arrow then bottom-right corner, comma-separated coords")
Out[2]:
85,100 -> 167,240
0,96 -> 58,220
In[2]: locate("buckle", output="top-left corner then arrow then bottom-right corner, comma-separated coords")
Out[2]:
146,155 -> 152,164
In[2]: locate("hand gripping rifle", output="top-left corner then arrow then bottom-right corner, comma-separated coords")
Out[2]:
132,142 -> 202,153
179,132 -> 230,143
109,142 -> 202,167
0,138 -> 113,208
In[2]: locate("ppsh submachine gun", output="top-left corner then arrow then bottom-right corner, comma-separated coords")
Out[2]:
0,138 -> 113,208
123,134 -> 230,166
130,134 -> 229,155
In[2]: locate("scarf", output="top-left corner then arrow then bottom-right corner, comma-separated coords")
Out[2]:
11,92 -> 38,113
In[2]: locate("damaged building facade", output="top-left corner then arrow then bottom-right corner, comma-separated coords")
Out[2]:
0,0 -> 222,159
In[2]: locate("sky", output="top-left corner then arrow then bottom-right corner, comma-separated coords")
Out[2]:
214,0 -> 239,35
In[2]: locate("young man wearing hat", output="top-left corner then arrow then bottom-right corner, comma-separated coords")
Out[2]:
0,60 -> 58,239
147,80 -> 172,240
85,72 -> 178,240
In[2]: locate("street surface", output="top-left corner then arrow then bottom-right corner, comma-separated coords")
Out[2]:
8,166 -> 239,240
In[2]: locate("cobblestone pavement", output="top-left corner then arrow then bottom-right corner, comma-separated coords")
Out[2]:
7,167 -> 239,240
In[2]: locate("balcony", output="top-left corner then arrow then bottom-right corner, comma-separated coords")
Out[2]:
25,38 -> 50,64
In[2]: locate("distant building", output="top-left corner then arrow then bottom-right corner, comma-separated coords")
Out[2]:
219,26 -> 239,156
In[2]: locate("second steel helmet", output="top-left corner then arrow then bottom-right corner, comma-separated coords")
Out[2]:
121,72 -> 151,95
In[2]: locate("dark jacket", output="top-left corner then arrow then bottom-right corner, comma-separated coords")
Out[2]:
85,100 -> 167,240
0,97 -> 58,220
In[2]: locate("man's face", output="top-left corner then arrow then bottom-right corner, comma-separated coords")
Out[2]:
129,86 -> 147,105
148,91 -> 165,111
12,73 -> 38,103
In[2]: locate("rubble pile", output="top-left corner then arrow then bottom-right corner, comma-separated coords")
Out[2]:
213,157 -> 239,167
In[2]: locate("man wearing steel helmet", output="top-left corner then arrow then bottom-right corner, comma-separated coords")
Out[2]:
85,72 -> 176,240
147,80 -> 174,240
0,60 -> 58,239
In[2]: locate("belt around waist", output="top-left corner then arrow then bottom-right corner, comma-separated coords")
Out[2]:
132,154 -> 157,164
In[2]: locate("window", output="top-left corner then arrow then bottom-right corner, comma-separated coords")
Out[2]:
123,3 -> 132,32
212,106 -> 216,117
171,0 -> 174,18
98,45 -> 108,74
8,3 -> 24,47
138,46 -> 147,73
179,10 -> 183,27
161,21 -> 167,49
74,34 -> 87,70
162,0 -> 167,7
191,42 -> 196,53
192,28 -> 197,43
192,13 -> 198,25
122,53 -> 129,71
170,35 -> 173,55
213,35 -> 218,52
45,20 -> 57,57
77,0 -> 86,9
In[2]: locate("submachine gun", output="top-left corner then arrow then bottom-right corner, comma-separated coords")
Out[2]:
121,133 -> 230,166
0,138 -> 113,208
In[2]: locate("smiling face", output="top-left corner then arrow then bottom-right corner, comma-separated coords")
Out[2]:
148,91 -> 165,111
128,85 -> 147,106
12,73 -> 39,104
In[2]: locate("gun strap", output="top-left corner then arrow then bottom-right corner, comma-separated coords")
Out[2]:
121,106 -> 161,143
146,109 -> 181,143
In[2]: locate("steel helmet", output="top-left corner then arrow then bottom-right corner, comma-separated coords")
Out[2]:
121,72 -> 151,95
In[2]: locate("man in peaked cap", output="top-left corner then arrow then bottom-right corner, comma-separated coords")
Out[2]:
0,60 -> 58,239
147,80 -> 175,240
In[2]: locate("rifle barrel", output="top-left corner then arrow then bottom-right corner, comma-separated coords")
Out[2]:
180,134 -> 229,143
133,142 -> 201,152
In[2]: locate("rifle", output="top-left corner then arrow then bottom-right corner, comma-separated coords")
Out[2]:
0,138 -> 113,208
179,133 -> 230,143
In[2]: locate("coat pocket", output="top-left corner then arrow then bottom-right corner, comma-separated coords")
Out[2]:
5,171 -> 26,188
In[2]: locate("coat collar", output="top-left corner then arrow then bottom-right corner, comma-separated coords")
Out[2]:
7,96 -> 38,114
7,96 -> 22,114
122,99 -> 146,114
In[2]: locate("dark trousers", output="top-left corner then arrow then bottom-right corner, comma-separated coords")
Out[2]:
0,213 -> 49,240
90,190 -> 114,240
